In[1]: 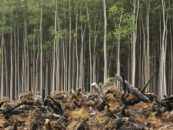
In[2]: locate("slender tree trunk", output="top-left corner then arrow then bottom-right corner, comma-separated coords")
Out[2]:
36,39 -> 39,92
131,0 -> 139,85
93,18 -> 101,83
145,2 -> 150,91
45,62 -> 48,96
170,24 -> 173,94
103,0 -> 107,83
0,34 -> 4,100
17,26 -> 20,94
93,28 -> 97,83
10,18 -> 13,99
14,26 -> 17,98
86,7 -> 92,89
40,0 -> 43,95
52,0 -> 58,92
79,25 -> 86,89
116,7 -> 123,86
68,0 -> 72,91
79,20 -> 86,89
63,41 -> 66,91
56,39 -> 60,91
4,41 -> 8,97
0,11 -> 5,100
72,41 -> 75,90
56,2 -> 60,91
0,35 -> 4,100
141,15 -> 146,87
158,0 -> 167,99
75,12 -> 79,90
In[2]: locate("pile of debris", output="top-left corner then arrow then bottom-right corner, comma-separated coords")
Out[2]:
1,74 -> 173,130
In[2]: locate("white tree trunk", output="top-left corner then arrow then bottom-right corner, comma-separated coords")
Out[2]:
79,25 -> 86,89
87,7 -> 93,90
131,0 -> 139,86
0,28 -> 4,100
158,0 -> 167,99
68,0 -> 72,91
75,13 -> 79,90
40,0 -> 43,95
10,22 -> 13,99
103,0 -> 107,83
145,2 -> 150,91
52,0 -> 57,92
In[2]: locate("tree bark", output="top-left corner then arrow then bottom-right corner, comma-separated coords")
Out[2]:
40,0 -> 43,95
131,0 -> 139,86
158,0 -> 167,99
103,0 -> 107,83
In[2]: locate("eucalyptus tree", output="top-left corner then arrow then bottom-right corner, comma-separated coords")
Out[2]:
67,0 -> 72,91
108,3 -> 123,84
158,0 -> 167,99
52,0 -> 58,92
86,4 -> 93,88
103,0 -> 107,83
78,0 -> 86,89
131,0 -> 139,86
0,0 -> 6,100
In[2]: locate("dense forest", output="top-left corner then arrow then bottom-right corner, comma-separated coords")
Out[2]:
0,0 -> 173,100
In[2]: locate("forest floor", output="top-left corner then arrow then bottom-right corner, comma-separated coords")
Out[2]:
1,80 -> 173,130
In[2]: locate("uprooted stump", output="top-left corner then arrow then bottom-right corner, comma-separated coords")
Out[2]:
1,82 -> 173,130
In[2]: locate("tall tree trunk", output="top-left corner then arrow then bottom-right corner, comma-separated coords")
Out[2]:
10,17 -> 13,99
141,16 -> 146,87
17,26 -> 20,95
56,1 -> 60,91
4,40 -> 8,97
40,0 -> 43,95
145,2 -> 150,91
158,0 -> 167,99
86,7 -> 92,89
116,7 -> 123,86
63,41 -> 66,91
103,0 -> 107,83
79,22 -> 86,89
52,0 -> 57,92
75,13 -> 79,90
131,0 -> 139,85
0,10 -> 5,100
14,26 -> 17,98
68,0 -> 72,91
93,18 -> 101,83
0,33 -> 4,100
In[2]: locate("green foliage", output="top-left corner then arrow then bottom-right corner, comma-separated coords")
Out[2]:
114,13 -> 134,38
28,16 -> 39,25
49,21 -> 67,41
108,3 -> 134,40
108,4 -> 119,17
0,0 -> 172,93
55,30 -> 67,40
79,15 -> 87,23
0,26 -> 11,34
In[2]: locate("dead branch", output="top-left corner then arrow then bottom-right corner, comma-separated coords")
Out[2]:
140,70 -> 157,93
115,74 -> 150,103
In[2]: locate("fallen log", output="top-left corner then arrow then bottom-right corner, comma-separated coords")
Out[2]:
115,74 -> 150,103
160,95 -> 173,111
44,96 -> 63,115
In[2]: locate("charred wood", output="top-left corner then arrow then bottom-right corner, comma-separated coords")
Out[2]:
115,74 -> 150,103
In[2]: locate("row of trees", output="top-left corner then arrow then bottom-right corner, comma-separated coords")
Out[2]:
0,0 -> 173,100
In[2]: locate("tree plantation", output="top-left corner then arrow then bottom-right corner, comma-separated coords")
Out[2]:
0,0 -> 173,100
